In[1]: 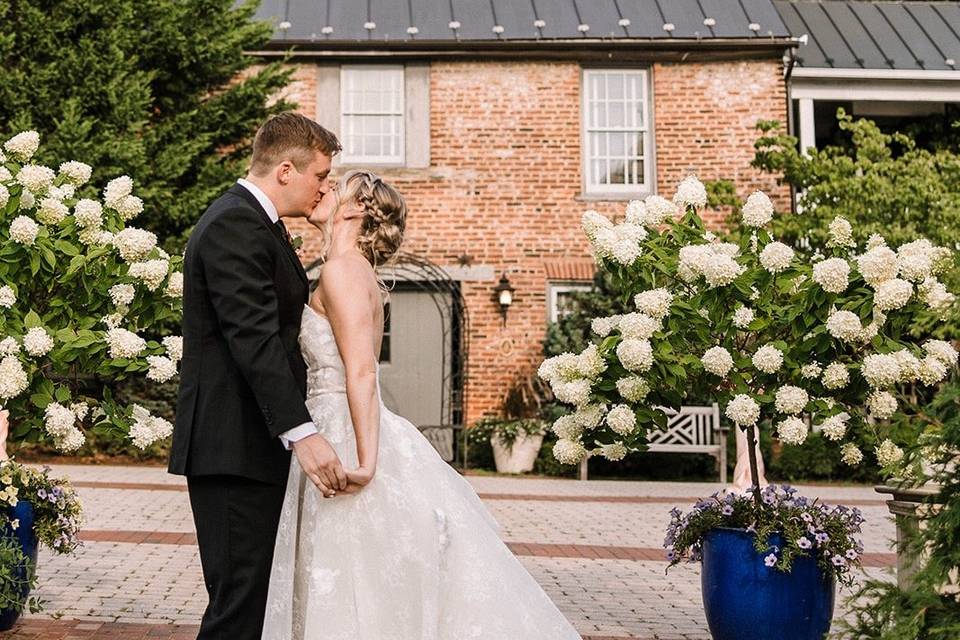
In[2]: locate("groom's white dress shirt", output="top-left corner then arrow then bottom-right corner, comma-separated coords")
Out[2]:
236,178 -> 318,449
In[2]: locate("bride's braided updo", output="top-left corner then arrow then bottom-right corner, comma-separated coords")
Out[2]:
332,169 -> 407,269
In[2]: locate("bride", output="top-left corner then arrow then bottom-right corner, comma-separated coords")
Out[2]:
261,170 -> 581,640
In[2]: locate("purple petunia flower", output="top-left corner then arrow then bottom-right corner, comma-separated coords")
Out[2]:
832,555 -> 847,567
764,553 -> 778,567
666,550 -> 676,561
797,537 -> 812,549
37,489 -> 47,499
722,505 -> 734,516
801,513 -> 813,523
845,549 -> 859,560
816,532 -> 830,544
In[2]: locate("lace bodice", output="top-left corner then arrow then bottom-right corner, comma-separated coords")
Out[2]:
299,305 -> 348,397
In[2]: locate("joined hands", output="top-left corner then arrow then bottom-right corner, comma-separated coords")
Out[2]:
292,433 -> 374,498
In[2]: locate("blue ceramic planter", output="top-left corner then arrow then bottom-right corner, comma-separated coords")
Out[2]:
701,527 -> 835,640
0,500 -> 38,631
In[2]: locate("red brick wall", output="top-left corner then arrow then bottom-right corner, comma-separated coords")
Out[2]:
286,59 -> 787,424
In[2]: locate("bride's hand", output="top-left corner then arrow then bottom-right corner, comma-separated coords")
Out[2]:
341,466 -> 375,494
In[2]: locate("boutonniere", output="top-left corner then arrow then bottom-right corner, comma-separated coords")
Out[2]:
292,234 -> 304,253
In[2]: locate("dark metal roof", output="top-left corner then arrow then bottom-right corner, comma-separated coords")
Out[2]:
255,0 -> 792,45
775,1 -> 960,70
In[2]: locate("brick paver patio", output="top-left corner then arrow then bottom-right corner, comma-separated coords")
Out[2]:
2,464 -> 897,639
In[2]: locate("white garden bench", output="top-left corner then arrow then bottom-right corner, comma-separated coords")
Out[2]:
578,404 -> 728,483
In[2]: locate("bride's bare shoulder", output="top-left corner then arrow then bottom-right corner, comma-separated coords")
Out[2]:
318,254 -> 378,301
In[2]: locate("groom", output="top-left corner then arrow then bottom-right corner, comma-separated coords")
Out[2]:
169,112 -> 348,639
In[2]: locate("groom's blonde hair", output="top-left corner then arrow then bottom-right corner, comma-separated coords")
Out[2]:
249,113 -> 341,176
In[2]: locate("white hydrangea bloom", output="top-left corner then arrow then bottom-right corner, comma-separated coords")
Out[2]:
862,353 -> 901,388
923,339 -> 958,367
701,253 -> 744,288
776,417 -> 808,446
129,405 -> 174,450
113,228 -> 158,263
552,415 -> 582,440
759,241 -> 794,274
841,443 -> 864,466
812,258 -> 850,294
873,278 -> 913,311
127,259 -> 169,291
23,327 -> 54,357
70,401 -> 89,421
115,195 -> 144,221
146,356 -> 177,383
553,438 -> 587,465
702,346 -> 734,377
822,362 -> 850,390
162,336 -> 183,362
725,394 -> 761,427
572,403 -> 607,429
800,362 -> 822,379
918,355 -> 948,386
0,337 -> 19,357
896,240 -> 934,282
18,189 -> 35,210
598,442 -> 628,461
591,315 -> 619,337
0,286 -> 15,308
103,175 -> 134,207
581,210 -> 613,243
624,200 -> 646,225
616,376 -> 650,402
9,216 -> 39,245
101,313 -> 124,330
552,379 -> 592,406
732,307 -> 754,329
73,199 -> 103,228
538,353 -> 581,385
867,390 -> 897,419
43,402 -> 85,451
109,284 -> 135,307
3,131 -> 40,161
35,198 -> 68,225
634,288 -> 673,319
58,161 -> 92,186
827,216 -> 855,249
105,327 -> 146,359
576,343 -> 607,379
825,309 -> 863,343
774,385 -> 808,414
875,439 -> 904,467
618,313 -> 660,340
0,184 -> 8,210
642,195 -> 679,226
0,355 -> 29,400
673,175 -> 707,209
616,339 -> 653,373
752,345 -> 784,374
892,349 -> 921,383
606,404 -> 637,436
15,165 -> 56,194
919,278 -> 956,317
741,191 -> 774,227
820,412 -> 849,441
857,245 -> 898,286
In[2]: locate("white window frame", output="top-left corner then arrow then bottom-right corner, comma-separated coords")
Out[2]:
340,65 -> 406,165
548,282 -> 593,323
582,68 -> 654,197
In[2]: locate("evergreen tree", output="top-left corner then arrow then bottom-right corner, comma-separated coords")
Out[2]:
0,0 -> 294,248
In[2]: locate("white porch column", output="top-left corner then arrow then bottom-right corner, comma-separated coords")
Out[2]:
798,98 -> 816,156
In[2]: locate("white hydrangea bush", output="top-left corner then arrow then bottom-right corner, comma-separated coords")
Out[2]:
0,132 -> 182,451
539,175 -> 957,473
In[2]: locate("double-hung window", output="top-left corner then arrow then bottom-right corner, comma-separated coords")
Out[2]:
340,66 -> 405,164
583,69 -> 652,196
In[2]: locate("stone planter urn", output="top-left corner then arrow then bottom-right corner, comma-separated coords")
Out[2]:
491,433 -> 544,474
874,482 -> 944,589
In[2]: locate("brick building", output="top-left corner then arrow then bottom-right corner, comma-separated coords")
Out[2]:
251,0 -> 796,438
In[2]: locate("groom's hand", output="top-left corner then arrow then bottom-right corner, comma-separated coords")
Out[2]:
292,434 -> 347,497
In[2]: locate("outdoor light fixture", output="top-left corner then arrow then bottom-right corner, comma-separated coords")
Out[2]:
493,273 -> 515,325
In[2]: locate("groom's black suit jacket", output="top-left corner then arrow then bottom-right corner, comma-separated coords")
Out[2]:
169,184 -> 312,485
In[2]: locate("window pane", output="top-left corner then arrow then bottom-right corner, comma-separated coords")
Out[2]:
608,73 -> 624,100
609,160 -> 625,184
584,70 -> 649,191
341,67 -> 405,162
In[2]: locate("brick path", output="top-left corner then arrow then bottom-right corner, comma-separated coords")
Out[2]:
3,464 -> 897,639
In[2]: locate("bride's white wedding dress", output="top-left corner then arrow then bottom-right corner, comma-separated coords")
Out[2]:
262,305 -> 581,640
